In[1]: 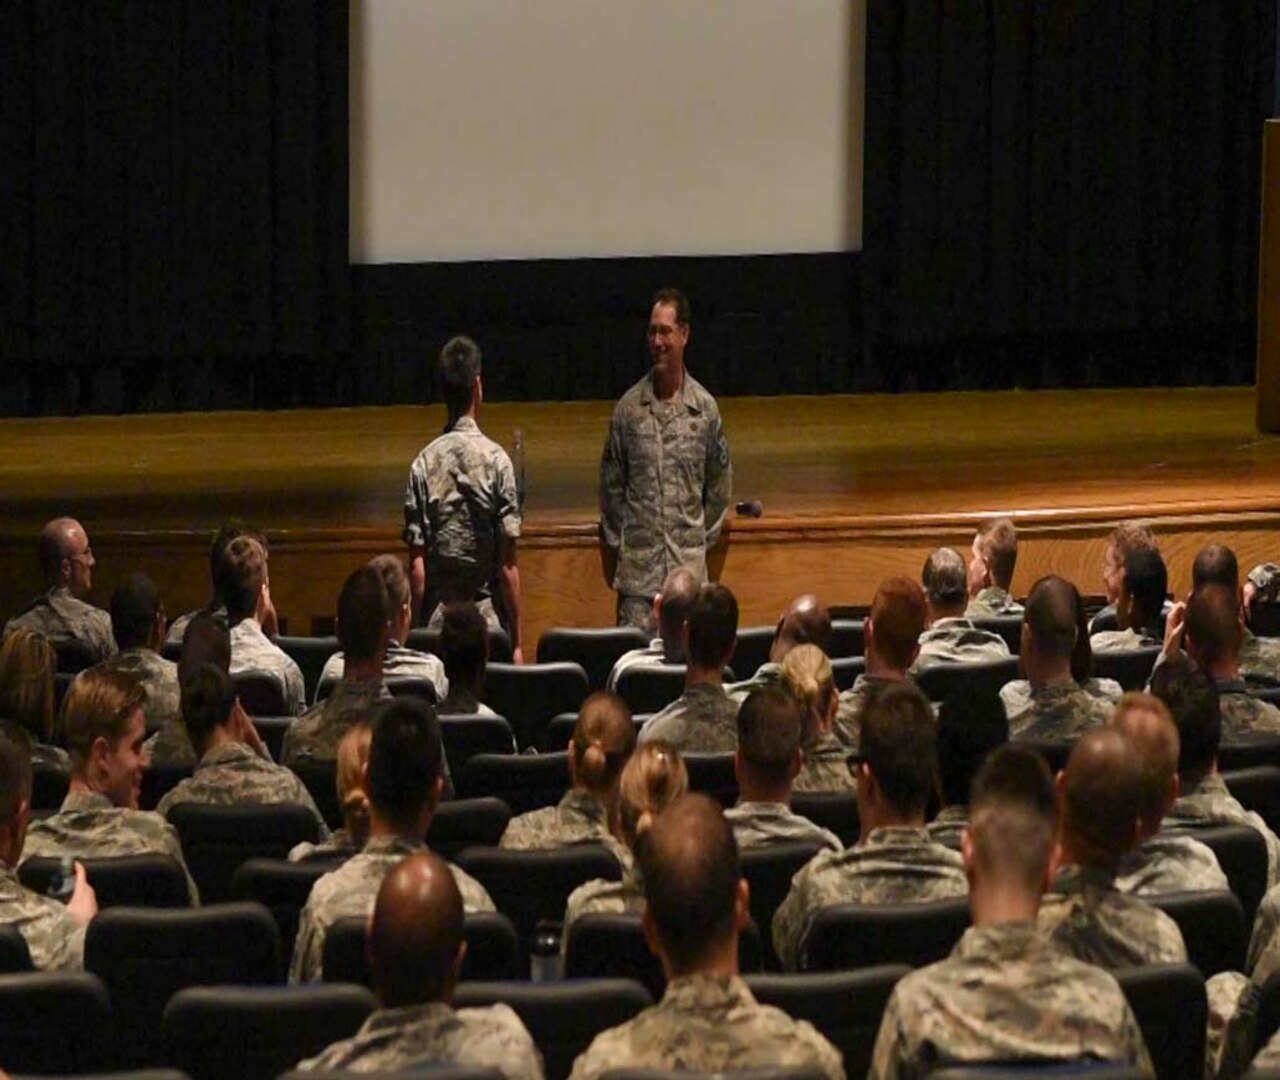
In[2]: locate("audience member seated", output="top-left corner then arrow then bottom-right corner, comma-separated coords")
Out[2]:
724,686 -> 840,853
1036,726 -> 1186,967
728,593 -> 832,699
438,602 -> 499,716
869,745 -> 1153,1079
1109,692 -> 1228,896
606,568 -> 699,691
1091,521 -> 1167,635
927,684 -> 1008,849
1194,543 -> 1280,684
290,722 -> 372,862
284,567 -> 393,767
1006,576 -> 1113,739
835,577 -> 927,749
3,518 -> 115,664
1179,583 -> 1280,737
319,554 -> 448,702
501,691 -> 636,850
166,520 -> 277,645
1091,548 -> 1167,652
156,662 -> 328,836
21,668 -> 198,904
79,573 -> 180,734
291,696 -> 493,982
296,851 -> 543,1080
0,629 -> 68,771
638,583 -> 740,752
780,645 -> 856,792
567,793 -> 844,1080
964,517 -> 1024,618
910,548 -> 1010,673
145,611 -> 237,768
563,741 -> 687,943
773,682 -> 966,971
222,535 -> 304,715
0,721 -> 96,969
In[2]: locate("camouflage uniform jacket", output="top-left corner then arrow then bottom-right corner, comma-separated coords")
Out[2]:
637,683 -> 739,753
964,588 -> 1024,619
290,834 -> 494,982
794,731 -> 856,793
439,688 -> 499,718
909,618 -> 1011,674
568,974 -> 845,1080
1252,1029 -> 1280,1071
282,676 -> 392,767
80,647 -> 180,733
22,789 -> 199,905
1037,863 -> 1187,969
500,789 -> 611,850
0,862 -> 86,970
319,643 -> 448,705
726,663 -> 783,703
1089,628 -> 1160,652
772,825 -> 968,972
1240,630 -> 1280,686
925,806 -> 968,851
1249,563 -> 1280,603
32,743 -> 70,772
143,718 -> 197,769
156,741 -> 329,837
1114,832 -> 1229,896
1000,677 -> 1122,721
165,604 -> 227,647
1250,884 -> 1280,982
229,619 -> 306,716
869,921 -> 1154,1080
3,586 -> 115,663
563,865 -> 646,953
1215,677 -> 1280,739
834,675 -> 906,751
1006,679 -> 1114,741
298,1000 -> 544,1080
724,801 -> 842,855
402,416 -> 521,614
289,828 -> 360,864
599,370 -> 732,600
606,639 -> 666,692
1166,772 -> 1280,889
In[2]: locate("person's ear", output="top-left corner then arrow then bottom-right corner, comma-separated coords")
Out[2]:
428,775 -> 444,813
960,827 -> 976,878
733,878 -> 750,933
641,906 -> 662,959
447,939 -> 468,991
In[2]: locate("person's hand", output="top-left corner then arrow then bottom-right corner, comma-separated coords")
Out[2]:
65,862 -> 98,926
1162,600 -> 1187,659
232,698 -> 268,758
260,582 -> 280,637
511,645 -> 525,666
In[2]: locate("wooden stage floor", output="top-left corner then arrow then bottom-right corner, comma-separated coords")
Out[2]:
2,386 -> 1278,646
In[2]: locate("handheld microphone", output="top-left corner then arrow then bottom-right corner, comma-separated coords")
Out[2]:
735,500 -> 764,518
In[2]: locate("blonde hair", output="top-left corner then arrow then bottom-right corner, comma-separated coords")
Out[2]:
572,691 -> 636,797
0,629 -> 57,744
336,722 -> 373,847
615,741 -> 688,850
781,644 -> 836,739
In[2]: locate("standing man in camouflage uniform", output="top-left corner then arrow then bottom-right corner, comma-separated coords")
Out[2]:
965,517 -> 1024,618
910,548 -> 1011,673
298,851 -> 542,1080
0,722 -> 97,969
568,794 -> 845,1080
773,683 -> 967,971
403,336 -> 523,662
4,517 -> 115,664
870,746 -> 1153,1079
599,289 -> 732,636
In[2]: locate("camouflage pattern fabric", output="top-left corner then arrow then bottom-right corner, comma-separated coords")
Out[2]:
909,618 -> 1011,674
726,663 -> 783,703
793,732 -> 857,794
1167,772 -> 1280,889
964,587 -> 1024,619
1113,833 -> 1229,896
22,789 -> 199,905
568,974 -> 845,1080
925,805 -> 968,850
1215,678 -> 1280,739
724,801 -> 841,854
1005,679 -> 1114,741
869,921 -> 1154,1080
165,604 -> 227,647
143,719 -> 197,769
32,743 -> 70,772
599,371 -> 732,601
606,640 -> 665,692
1089,628 -> 1160,652
290,834 -> 494,982
3,587 -> 115,663
1036,863 -> 1186,969
156,740 -> 329,836
297,1000 -> 544,1080
616,596 -> 658,637
80,647 -> 180,733
772,825 -> 968,972
319,643 -> 448,705
289,828 -> 360,864
1248,564 -> 1280,605
230,619 -> 305,716
500,790 -> 612,851
562,867 -> 646,949
402,416 -> 521,615
637,684 -> 739,753
282,676 -> 392,767
1205,971 -> 1257,1080
1000,677 -> 1122,721
1240,630 -> 1280,685
0,862 -> 86,970
833,675 -> 907,751
439,688 -> 499,718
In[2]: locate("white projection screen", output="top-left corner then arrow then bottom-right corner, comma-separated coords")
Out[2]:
350,0 -> 864,265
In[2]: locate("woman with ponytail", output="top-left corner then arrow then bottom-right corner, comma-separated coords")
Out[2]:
501,691 -> 637,850
781,645 -> 856,792
290,721 -> 372,861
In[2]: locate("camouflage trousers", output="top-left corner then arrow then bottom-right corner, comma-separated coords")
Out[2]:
617,595 -> 657,637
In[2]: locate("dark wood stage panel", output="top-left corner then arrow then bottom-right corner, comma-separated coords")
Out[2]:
2,387 -> 1278,648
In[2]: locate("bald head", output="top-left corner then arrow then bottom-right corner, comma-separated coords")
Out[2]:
1193,544 -> 1239,592
1185,584 -> 1243,671
656,567 -> 699,656
771,594 -> 831,662
1024,576 -> 1078,660
1060,727 -> 1143,866
38,518 -> 92,593
1111,693 -> 1179,827
923,548 -> 968,617
368,852 -> 465,1008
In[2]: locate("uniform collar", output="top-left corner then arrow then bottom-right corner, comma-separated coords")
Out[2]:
445,416 -> 483,436
638,370 -> 702,414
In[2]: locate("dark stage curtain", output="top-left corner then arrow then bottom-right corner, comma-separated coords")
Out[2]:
862,2 -> 1276,391
0,2 -> 348,415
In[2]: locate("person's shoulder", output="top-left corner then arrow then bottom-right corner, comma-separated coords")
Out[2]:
683,372 -> 720,410
456,1001 -> 537,1045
